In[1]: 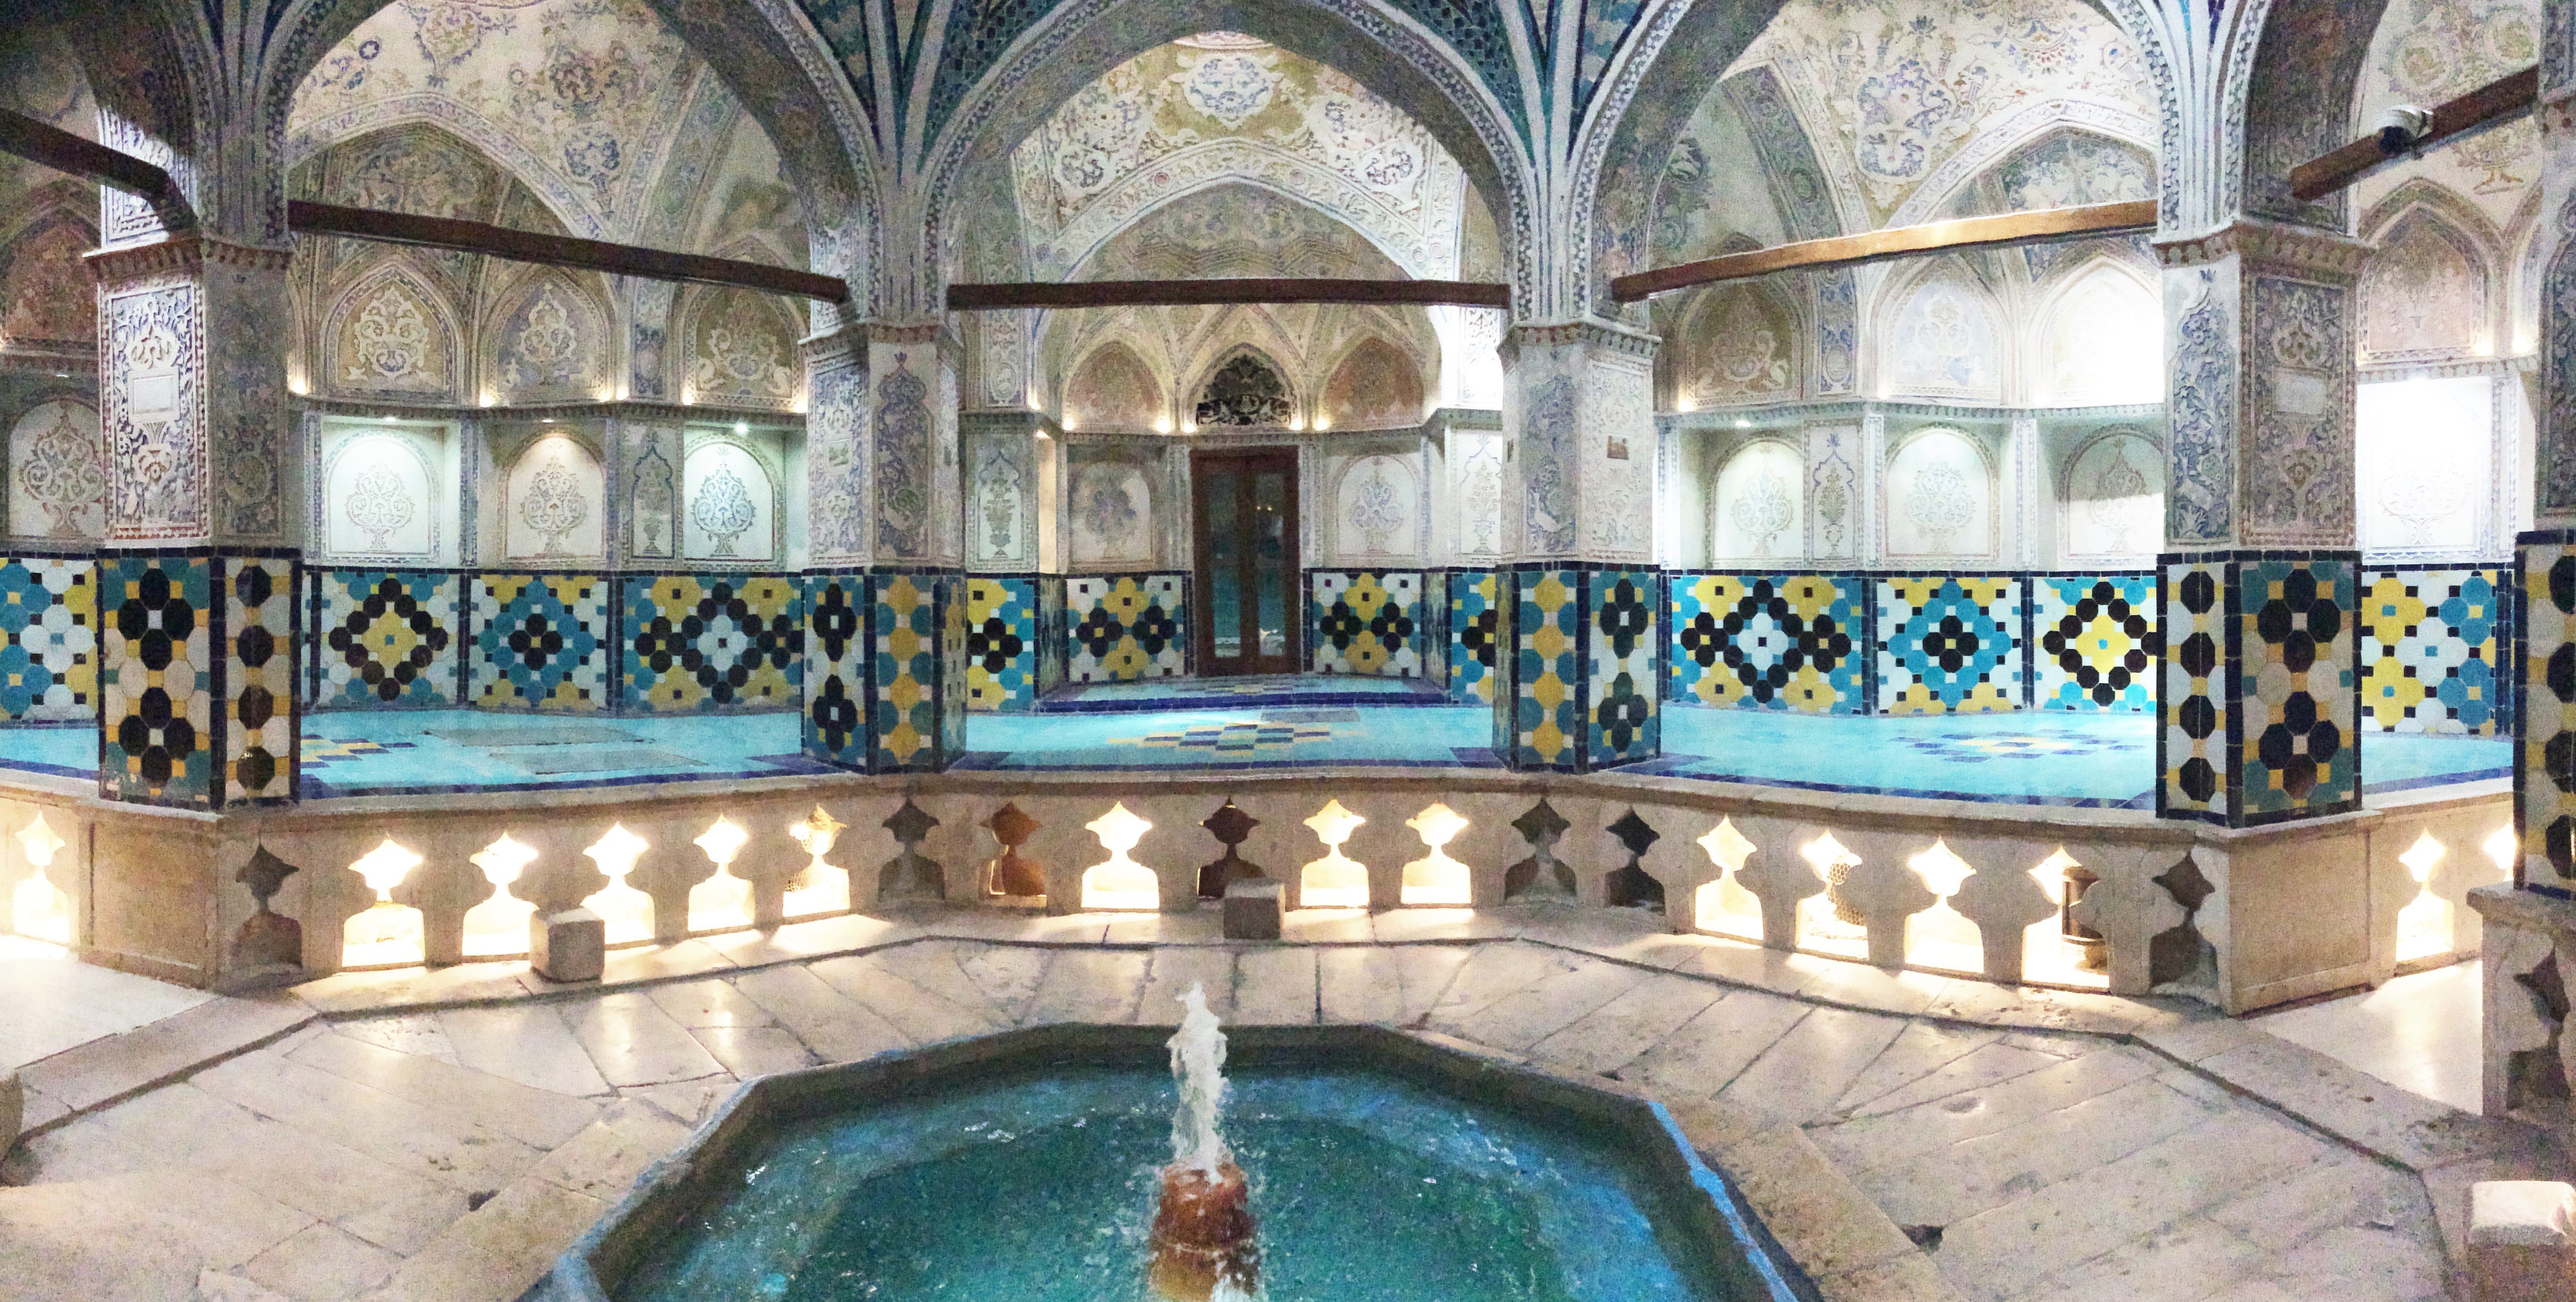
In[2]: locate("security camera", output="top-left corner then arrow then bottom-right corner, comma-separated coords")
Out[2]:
2377,104 -> 2432,154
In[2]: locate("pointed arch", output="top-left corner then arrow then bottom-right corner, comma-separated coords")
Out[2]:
2029,256 -> 2162,407
1321,337 -> 1427,430
1669,280 -> 1804,411
484,267 -> 617,406
321,258 -> 465,402
1190,346 -> 1296,431
1064,342 -> 1168,433
672,286 -> 803,412
1875,259 -> 2009,405
2358,199 -> 2497,365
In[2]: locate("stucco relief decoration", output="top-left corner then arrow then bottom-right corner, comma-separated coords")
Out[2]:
1457,434 -> 1505,557
1323,340 -> 1425,428
807,364 -> 868,561
2041,268 -> 2161,405
505,437 -> 601,559
345,464 -> 417,551
2166,272 -> 2237,542
688,294 -> 797,408
497,281 -> 592,397
1583,361 -> 1654,557
1066,344 -> 1163,430
8,402 -> 104,539
2366,0 -> 2538,206
1339,456 -> 1413,555
104,285 -> 203,541
691,467 -> 754,556
0,220 -> 94,351
2064,430 -> 2163,559
1888,429 -> 1991,557
521,459 -> 586,555
2251,276 -> 2353,539
1522,376 -> 1579,554
1071,461 -> 1152,565
875,357 -> 931,557
1195,354 -> 1293,428
1176,45 -> 1282,127
1890,277 -> 1999,398
1689,286 -> 1797,405
974,443 -> 1023,559
631,440 -> 676,558
2359,375 -> 2490,555
1714,440 -> 1804,559
2358,217 -> 2487,361
335,274 -> 454,396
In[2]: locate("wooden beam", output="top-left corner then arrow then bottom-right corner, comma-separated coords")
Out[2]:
285,201 -> 849,302
2289,66 -> 2538,203
1610,200 -> 2159,303
947,278 -> 1512,310
0,108 -> 184,211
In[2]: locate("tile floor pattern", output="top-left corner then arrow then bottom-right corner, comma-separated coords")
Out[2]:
1,911 -> 2535,1302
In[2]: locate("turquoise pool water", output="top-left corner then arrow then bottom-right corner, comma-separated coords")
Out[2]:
618,1066 -> 1764,1302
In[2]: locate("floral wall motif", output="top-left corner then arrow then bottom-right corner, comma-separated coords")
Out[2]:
100,279 -> 206,544
2357,212 -> 2491,363
502,433 -> 604,560
2059,429 -> 2164,564
627,423 -> 680,562
682,437 -> 778,564
1064,343 -> 1163,431
2353,0 -> 2539,235
7,400 -> 104,541
1885,428 -> 1996,559
966,429 -> 1034,568
1676,283 -> 1802,408
326,267 -> 461,401
320,432 -> 439,561
2246,275 -> 2356,544
1451,430 -> 1509,561
1710,440 -> 1806,561
1321,340 -> 1426,429
1069,456 -> 1155,567
0,215 -> 95,355
1330,452 -> 1422,561
490,272 -> 608,403
2164,266 -> 2238,544
679,288 -> 801,411
1884,271 -> 2004,403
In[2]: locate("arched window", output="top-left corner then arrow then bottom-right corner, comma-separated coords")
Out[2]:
1194,353 -> 1292,428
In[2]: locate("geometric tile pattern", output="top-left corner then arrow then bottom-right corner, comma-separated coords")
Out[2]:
1669,573 -> 1861,715
2034,574 -> 2157,713
966,575 -> 1038,712
0,557 -> 95,722
2237,556 -> 2358,822
2161,558 -> 2228,820
2359,567 -> 2503,735
1035,575 -> 1067,696
869,570 -> 960,773
316,570 -> 458,709
1446,570 -> 1497,705
2159,551 -> 2362,827
1310,570 -> 1422,676
1875,576 -> 2024,715
470,574 -> 609,712
99,554 -> 214,805
620,574 -> 803,714
802,570 -> 867,768
1065,573 -> 1186,682
2518,535 -> 2576,889
222,556 -> 298,806
1587,568 -> 1659,769
1504,567 -> 1581,770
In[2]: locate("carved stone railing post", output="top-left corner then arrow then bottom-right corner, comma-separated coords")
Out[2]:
1948,837 -> 2062,983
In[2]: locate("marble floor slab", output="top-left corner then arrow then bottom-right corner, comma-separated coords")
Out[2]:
0,936 -> 212,1073
2251,962 -> 2484,1113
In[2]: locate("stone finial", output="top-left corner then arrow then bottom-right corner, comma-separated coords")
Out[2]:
227,844 -> 303,975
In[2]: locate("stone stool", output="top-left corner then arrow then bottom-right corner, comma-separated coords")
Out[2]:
531,908 -> 606,982
1222,879 -> 1283,941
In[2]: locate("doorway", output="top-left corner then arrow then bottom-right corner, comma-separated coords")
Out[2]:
1190,448 -> 1300,675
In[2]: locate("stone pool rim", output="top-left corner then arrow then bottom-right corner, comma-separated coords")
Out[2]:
548,1021 -> 1822,1302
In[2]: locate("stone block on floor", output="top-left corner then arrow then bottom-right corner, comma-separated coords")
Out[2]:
2471,1181 -> 2576,1301
1223,879 -> 1284,940
531,909 -> 606,983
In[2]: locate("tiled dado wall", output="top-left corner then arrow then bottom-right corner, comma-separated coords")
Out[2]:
2357,567 -> 2508,735
1665,571 -> 2162,716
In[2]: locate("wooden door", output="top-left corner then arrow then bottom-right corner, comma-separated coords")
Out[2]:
1190,449 -> 1300,675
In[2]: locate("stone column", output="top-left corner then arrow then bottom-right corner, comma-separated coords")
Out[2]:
799,322 -> 967,772
87,233 -> 302,809
2153,221 -> 2367,826
1488,320 -> 1660,772
962,411 -> 1051,711
2518,8 -> 2576,896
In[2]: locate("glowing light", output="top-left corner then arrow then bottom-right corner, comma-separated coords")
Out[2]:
2395,830 -> 2452,963
734,422 -> 750,435
10,814 -> 70,945
1794,833 -> 1868,959
785,806 -> 852,918
580,824 -> 655,944
461,835 -> 539,958
1903,841 -> 1982,975
1734,417 -> 1751,429
688,818 -> 754,932
1692,817 -> 1763,943
1080,803 -> 1161,910
342,839 -> 427,968
1299,800 -> 1370,908
2484,825 -> 2518,870
1154,418 -> 1173,434
1398,803 -> 1471,905
2018,848 -> 2104,989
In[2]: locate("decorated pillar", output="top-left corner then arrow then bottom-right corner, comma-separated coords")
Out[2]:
800,321 -> 969,771
2516,13 -> 2576,896
1488,320 -> 1660,772
87,222 -> 303,809
2153,222 -> 2367,826
961,410 -> 1054,711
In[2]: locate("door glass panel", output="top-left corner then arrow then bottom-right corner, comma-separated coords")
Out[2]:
1206,471 -> 1241,659
1253,470 -> 1287,657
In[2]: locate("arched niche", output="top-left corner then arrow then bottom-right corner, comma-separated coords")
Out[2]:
502,433 -> 605,561
1321,339 -> 1425,430
324,262 -> 462,402
1885,427 -> 1994,559
1710,439 -> 1805,561
1333,452 -> 1420,557
2360,209 -> 2492,363
488,270 -> 611,405
2059,428 -> 2164,563
322,432 -> 439,560
682,437 -> 778,563
677,287 -> 801,410
7,399 -> 104,540
1882,270 -> 2004,403
0,210 -> 97,354
2033,263 -> 2162,406
1069,455 -> 1155,566
1193,350 -> 1293,429
1065,342 -> 1165,432
1679,282 -> 1800,409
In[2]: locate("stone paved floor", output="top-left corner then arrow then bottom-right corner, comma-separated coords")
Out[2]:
0,909 -> 2560,1302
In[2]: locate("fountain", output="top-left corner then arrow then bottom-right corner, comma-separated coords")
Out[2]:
1147,985 -> 1258,1300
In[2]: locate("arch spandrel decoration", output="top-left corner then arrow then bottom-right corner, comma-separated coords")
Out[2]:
1193,351 -> 1294,429
676,287 -> 802,411
324,263 -> 464,403
0,211 -> 98,355
1321,339 -> 1426,430
1676,282 -> 1801,409
2359,210 -> 2493,364
1065,342 -> 1166,432
489,270 -> 614,405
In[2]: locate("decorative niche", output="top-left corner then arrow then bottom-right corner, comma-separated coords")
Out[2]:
6,398 -> 105,543
312,417 -> 461,565
681,424 -> 788,565
2057,426 -> 2164,565
1883,426 -> 1998,561
492,422 -> 607,564
1709,438 -> 1805,562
